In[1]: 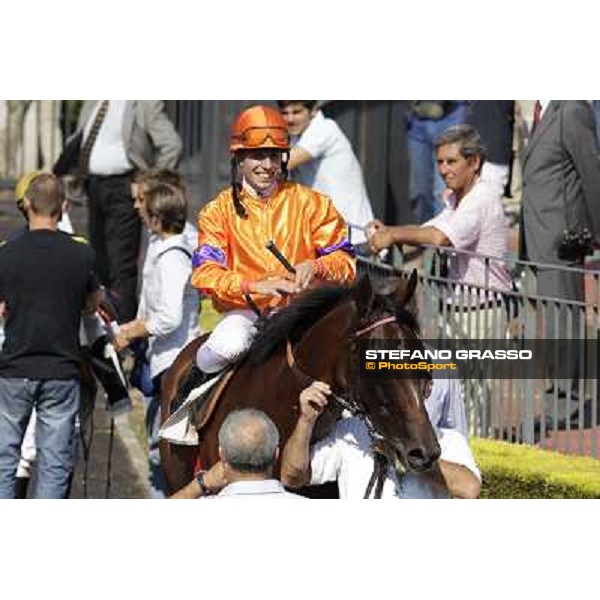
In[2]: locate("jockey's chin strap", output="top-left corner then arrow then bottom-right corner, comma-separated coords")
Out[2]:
285,314 -> 401,499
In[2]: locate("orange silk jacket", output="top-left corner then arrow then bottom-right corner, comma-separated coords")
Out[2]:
192,182 -> 356,312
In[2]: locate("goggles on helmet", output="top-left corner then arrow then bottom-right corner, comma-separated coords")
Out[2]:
232,126 -> 289,150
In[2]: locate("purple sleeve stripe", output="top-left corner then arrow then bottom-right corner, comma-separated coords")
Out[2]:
316,239 -> 356,257
193,245 -> 227,268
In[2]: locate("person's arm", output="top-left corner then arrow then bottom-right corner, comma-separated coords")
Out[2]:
367,222 -> 451,253
81,244 -> 102,315
145,249 -> 190,335
83,288 -> 102,315
141,101 -> 183,169
425,460 -> 481,499
562,102 -> 600,240
423,428 -> 481,498
191,201 -> 301,308
287,146 -> 314,171
438,460 -> 481,499
307,195 -> 356,284
170,461 -> 227,499
114,318 -> 149,351
116,248 -> 192,351
280,381 -> 331,488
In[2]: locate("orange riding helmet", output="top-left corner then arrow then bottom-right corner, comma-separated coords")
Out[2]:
230,105 -> 290,152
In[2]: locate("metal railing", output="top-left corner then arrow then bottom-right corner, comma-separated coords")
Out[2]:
357,246 -> 600,458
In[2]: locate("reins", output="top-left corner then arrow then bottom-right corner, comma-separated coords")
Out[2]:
286,314 -> 399,499
246,242 -> 403,498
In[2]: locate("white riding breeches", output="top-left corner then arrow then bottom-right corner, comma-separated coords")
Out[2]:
196,310 -> 259,373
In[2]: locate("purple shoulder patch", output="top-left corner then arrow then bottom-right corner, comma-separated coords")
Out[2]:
193,245 -> 227,268
316,239 -> 356,257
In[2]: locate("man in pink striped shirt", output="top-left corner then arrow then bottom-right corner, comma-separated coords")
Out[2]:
368,124 -> 511,339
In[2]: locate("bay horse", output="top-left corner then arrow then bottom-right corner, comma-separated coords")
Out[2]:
159,271 -> 441,496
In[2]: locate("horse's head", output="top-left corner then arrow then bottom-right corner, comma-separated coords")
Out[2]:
350,271 -> 441,473
257,271 -> 441,474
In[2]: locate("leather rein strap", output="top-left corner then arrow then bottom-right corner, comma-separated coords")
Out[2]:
286,314 -> 399,499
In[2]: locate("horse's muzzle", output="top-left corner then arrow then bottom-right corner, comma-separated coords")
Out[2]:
405,446 -> 439,472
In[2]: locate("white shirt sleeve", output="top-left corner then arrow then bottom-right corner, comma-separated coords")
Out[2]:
309,420 -> 346,485
438,428 -> 481,482
426,192 -> 483,250
296,114 -> 336,160
145,250 -> 190,337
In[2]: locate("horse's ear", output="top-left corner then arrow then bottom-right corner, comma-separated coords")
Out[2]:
353,273 -> 375,317
397,268 -> 419,308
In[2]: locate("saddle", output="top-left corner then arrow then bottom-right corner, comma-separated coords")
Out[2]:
158,359 -> 236,446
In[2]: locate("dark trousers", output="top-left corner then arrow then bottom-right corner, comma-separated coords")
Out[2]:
86,173 -> 141,322
537,267 -> 585,415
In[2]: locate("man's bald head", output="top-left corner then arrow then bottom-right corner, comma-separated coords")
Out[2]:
218,409 -> 280,474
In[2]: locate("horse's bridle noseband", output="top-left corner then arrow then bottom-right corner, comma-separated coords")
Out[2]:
354,315 -> 397,339
286,314 -> 417,499
286,314 -> 400,424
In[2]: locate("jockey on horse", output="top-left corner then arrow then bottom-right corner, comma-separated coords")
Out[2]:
175,104 -> 356,401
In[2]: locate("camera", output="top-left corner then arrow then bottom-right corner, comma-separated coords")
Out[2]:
556,227 -> 594,262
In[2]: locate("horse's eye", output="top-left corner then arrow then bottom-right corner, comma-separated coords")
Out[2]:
377,388 -> 391,408
422,379 -> 433,401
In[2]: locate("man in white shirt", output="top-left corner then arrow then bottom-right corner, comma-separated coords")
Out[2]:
278,101 -> 375,245
60,101 -> 182,322
281,380 -> 481,499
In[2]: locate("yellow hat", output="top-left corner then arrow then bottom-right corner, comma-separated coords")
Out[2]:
15,170 -> 45,202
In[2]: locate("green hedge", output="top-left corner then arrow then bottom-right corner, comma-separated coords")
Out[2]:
472,437 -> 600,499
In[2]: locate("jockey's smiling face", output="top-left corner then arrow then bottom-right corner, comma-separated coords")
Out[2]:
238,149 -> 283,195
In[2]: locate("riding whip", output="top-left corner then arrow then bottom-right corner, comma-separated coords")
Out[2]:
266,240 -> 296,274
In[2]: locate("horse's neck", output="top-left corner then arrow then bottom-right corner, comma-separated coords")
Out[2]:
294,300 -> 357,384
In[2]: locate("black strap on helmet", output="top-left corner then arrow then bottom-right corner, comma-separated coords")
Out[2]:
230,156 -> 247,219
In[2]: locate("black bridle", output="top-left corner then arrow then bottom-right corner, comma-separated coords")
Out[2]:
286,313 -> 420,499
248,242 -> 421,498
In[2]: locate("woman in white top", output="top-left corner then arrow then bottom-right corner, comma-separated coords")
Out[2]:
116,181 -> 199,497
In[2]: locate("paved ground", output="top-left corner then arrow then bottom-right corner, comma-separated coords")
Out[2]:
70,397 -> 149,499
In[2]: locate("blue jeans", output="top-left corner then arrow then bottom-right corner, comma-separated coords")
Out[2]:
0,378 -> 79,499
407,103 -> 467,223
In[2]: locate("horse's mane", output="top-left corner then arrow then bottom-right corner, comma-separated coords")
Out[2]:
246,275 -> 422,366
247,283 -> 351,366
